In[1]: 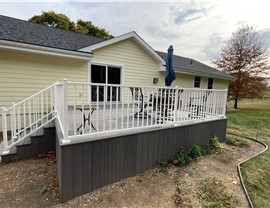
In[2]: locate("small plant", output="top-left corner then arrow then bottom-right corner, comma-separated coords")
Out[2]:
158,137 -> 222,168
211,136 -> 221,150
176,148 -> 194,166
189,145 -> 202,158
226,136 -> 238,146
173,180 -> 192,206
198,177 -> 238,208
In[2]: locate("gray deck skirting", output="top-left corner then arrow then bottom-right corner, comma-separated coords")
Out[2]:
56,118 -> 227,202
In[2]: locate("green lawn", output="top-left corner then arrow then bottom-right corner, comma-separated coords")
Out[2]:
226,98 -> 270,207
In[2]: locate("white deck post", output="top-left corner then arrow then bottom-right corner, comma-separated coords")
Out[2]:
173,87 -> 179,124
62,78 -> 70,143
222,89 -> 228,117
2,107 -> 9,155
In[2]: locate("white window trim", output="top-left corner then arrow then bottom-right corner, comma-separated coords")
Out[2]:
88,61 -> 124,103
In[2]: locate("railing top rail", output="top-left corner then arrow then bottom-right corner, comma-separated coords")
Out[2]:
68,81 -> 228,92
4,82 -> 57,112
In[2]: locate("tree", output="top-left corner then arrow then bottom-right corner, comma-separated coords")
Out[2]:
29,11 -> 75,31
29,11 -> 114,40
75,19 -> 114,40
213,25 -> 269,108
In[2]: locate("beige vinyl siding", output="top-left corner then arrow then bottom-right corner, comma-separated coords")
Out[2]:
212,78 -> 229,89
92,39 -> 162,87
0,49 -> 88,130
0,49 -> 88,107
173,73 -> 194,88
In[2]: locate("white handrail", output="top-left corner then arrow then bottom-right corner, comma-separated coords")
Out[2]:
2,83 -> 58,154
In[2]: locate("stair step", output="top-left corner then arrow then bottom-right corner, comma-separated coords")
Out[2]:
1,153 -> 17,163
1,126 -> 56,163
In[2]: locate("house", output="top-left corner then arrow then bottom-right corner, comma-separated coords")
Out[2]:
0,15 -> 233,112
0,15 -> 232,202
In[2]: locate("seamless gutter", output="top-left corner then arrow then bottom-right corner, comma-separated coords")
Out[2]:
0,39 -> 93,60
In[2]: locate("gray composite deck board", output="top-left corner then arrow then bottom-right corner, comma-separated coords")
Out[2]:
57,118 -> 227,202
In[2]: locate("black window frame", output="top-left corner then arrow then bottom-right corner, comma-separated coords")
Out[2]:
207,78 -> 214,89
194,76 -> 201,88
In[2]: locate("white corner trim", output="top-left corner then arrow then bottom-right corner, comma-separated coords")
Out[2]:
0,40 -> 93,60
79,31 -> 166,65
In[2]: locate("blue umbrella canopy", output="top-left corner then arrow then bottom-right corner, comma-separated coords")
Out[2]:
165,45 -> 176,86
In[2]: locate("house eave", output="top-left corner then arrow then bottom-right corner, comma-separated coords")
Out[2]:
0,39 -> 93,61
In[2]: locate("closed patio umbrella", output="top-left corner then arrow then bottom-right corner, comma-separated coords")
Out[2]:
165,45 -> 176,86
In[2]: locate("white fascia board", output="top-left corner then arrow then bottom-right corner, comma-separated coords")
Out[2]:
79,31 -> 166,65
0,40 -> 93,61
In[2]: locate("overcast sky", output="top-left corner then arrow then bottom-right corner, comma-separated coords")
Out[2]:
0,0 -> 270,67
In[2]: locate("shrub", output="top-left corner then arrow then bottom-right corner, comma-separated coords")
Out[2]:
159,136 -> 222,167
211,136 -> 221,150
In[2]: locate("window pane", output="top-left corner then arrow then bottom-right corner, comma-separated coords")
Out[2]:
91,65 -> 106,101
108,67 -> 121,84
91,65 -> 106,83
107,67 -> 121,101
207,78 -> 213,89
194,76 -> 201,88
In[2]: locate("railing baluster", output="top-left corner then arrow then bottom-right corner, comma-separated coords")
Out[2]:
110,86 -> 112,131
116,86 -> 119,130
82,84 -> 85,135
132,88 -> 135,128
96,86 -> 99,132
73,84 -> 76,136
121,86 -> 124,130
126,86 -> 129,129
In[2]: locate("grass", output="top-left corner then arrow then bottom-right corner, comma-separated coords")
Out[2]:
226,97 -> 270,207
226,136 -> 250,148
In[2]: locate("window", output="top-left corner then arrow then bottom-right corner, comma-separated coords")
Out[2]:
194,76 -> 201,88
90,63 -> 122,102
207,78 -> 213,89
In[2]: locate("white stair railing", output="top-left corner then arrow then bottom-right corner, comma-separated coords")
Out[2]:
1,83 -> 57,154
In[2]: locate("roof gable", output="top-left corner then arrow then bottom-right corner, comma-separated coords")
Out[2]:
0,15 -> 104,51
79,31 -> 165,64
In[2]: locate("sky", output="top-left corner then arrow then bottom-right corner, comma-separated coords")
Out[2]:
0,0 -> 270,68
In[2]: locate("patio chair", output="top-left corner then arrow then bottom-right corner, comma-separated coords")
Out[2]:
130,87 -> 151,118
188,91 -> 211,119
154,88 -> 184,123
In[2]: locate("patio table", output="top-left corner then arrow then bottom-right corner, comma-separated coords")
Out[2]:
76,106 -> 97,133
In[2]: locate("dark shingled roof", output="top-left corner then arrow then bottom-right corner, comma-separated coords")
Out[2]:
156,51 -> 234,80
0,15 -> 105,51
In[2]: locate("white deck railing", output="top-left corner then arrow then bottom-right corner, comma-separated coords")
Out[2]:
1,83 -> 56,154
65,81 -> 227,140
1,79 -> 228,153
